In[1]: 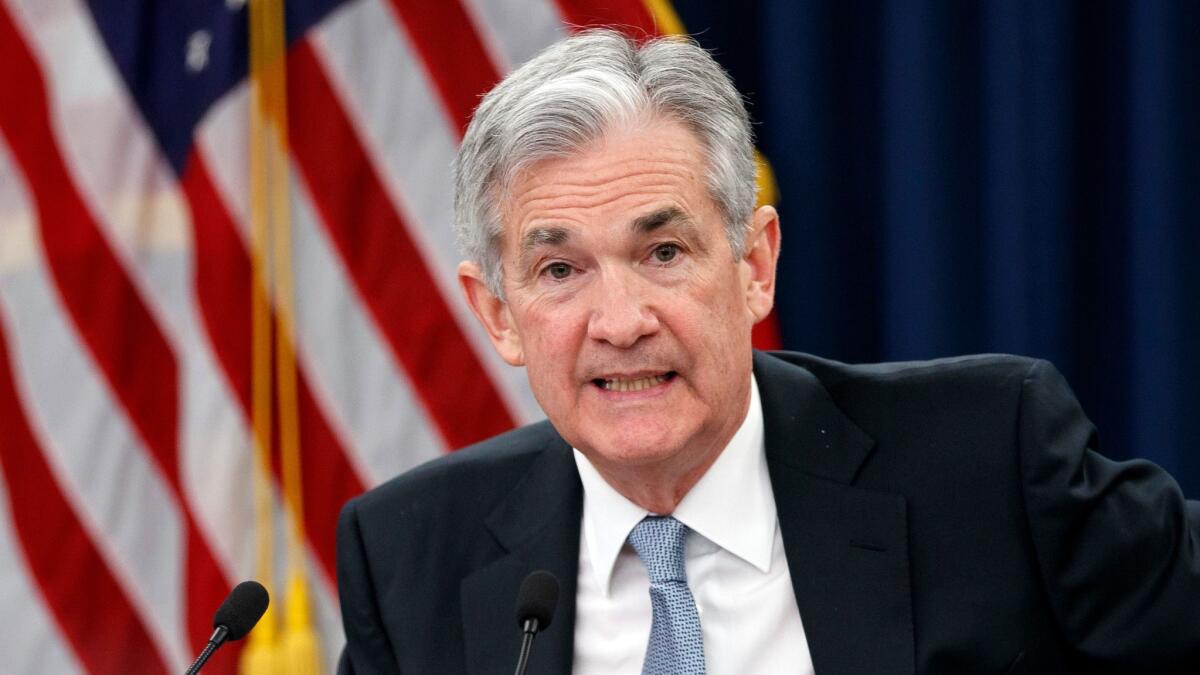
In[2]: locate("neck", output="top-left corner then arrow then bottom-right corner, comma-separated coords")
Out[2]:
599,450 -> 723,514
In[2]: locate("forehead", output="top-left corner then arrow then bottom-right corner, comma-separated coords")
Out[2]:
500,119 -> 714,246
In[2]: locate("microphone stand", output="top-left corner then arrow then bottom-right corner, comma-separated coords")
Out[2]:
513,617 -> 541,675
184,625 -> 229,675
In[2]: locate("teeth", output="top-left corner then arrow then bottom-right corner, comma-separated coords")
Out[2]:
601,374 -> 669,392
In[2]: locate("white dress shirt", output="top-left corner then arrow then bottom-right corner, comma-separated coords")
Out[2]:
571,375 -> 815,674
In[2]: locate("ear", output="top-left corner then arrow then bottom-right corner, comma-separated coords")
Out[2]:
457,261 -> 525,366
741,205 -> 781,323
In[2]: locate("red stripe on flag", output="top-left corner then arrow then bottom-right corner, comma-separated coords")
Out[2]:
752,314 -> 782,350
553,0 -> 658,36
383,0 -> 502,136
185,155 -> 254,413
286,41 -> 517,450
183,152 -> 363,584
296,360 -> 365,567
0,323 -> 168,675
0,4 -> 232,662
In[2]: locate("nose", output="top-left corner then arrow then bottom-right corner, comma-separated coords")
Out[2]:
586,269 -> 660,349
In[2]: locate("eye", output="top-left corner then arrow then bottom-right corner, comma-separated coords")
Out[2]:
651,243 -> 680,264
543,262 -> 573,280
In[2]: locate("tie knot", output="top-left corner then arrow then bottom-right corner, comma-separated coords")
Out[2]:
628,516 -> 689,583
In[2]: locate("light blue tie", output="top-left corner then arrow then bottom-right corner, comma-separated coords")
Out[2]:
627,516 -> 706,674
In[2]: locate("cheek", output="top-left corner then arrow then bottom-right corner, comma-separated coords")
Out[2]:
694,283 -> 753,376
519,308 -> 583,380
694,272 -> 751,333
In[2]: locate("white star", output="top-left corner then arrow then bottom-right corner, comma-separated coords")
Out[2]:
186,30 -> 212,73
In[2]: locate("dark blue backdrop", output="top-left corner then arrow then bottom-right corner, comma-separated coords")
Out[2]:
672,1 -> 1200,494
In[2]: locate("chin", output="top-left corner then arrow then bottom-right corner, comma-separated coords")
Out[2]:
586,424 -> 690,469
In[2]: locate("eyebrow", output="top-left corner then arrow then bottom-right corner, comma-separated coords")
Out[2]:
631,207 -> 695,235
519,226 -> 571,259
516,207 -> 701,270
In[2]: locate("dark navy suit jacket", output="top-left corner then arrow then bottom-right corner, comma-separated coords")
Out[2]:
336,351 -> 1200,674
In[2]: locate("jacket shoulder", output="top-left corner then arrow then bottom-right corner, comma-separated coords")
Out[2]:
764,350 -> 1041,388
346,420 -> 563,530
755,350 -> 1048,451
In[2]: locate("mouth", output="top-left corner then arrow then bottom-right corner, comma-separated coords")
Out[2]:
591,371 -> 677,393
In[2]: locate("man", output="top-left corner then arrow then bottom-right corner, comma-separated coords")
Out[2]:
336,30 -> 1200,674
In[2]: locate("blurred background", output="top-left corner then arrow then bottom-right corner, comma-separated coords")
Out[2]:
0,0 -> 1195,673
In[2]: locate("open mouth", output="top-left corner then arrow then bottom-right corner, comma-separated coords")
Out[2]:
591,371 -> 677,393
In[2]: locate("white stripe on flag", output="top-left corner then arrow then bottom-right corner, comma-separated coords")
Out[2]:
0,135 -> 188,672
309,543 -> 348,673
462,0 -> 567,73
312,0 -> 544,424
289,159 -> 448,483
0,468 -> 86,675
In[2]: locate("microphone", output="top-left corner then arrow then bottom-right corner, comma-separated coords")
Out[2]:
513,570 -> 559,675
184,580 -> 270,675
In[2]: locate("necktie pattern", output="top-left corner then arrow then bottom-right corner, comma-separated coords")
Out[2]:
628,516 -> 706,674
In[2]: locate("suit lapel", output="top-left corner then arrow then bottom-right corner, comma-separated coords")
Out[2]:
461,436 -> 581,675
755,352 -> 915,675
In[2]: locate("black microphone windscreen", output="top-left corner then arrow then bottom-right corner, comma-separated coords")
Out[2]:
213,580 -> 270,641
515,570 -> 560,630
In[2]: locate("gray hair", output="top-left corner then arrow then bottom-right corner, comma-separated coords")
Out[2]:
453,29 -> 757,297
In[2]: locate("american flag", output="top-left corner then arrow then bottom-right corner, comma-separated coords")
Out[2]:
0,0 -> 779,673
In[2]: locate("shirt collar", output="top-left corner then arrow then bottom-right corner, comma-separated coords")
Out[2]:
572,374 -> 776,596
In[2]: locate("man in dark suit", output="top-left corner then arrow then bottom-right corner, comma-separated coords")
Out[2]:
337,29 -> 1200,673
